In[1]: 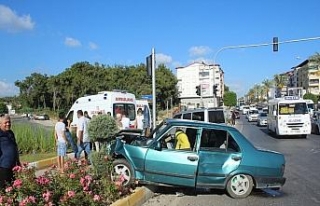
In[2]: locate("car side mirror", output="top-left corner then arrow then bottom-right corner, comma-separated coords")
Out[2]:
154,141 -> 162,151
273,111 -> 277,116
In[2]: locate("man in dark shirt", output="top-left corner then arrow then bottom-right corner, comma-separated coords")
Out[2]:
0,114 -> 20,189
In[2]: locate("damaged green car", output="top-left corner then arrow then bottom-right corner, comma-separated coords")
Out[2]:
110,119 -> 286,198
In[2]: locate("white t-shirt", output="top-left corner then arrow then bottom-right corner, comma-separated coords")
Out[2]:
136,115 -> 144,130
55,122 -> 66,143
121,117 -> 130,129
77,116 -> 90,142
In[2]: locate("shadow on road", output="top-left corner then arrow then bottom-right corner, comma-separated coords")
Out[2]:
146,185 -> 286,198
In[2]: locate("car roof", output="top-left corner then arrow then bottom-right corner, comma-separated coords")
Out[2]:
174,107 -> 225,114
164,118 -> 234,130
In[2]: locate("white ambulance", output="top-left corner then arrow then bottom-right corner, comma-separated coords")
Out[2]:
66,90 -> 137,129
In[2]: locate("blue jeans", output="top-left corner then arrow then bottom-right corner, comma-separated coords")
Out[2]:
76,142 -> 91,164
66,131 -> 78,156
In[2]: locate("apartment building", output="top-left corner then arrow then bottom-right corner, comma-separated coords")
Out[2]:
176,62 -> 224,109
290,60 -> 320,95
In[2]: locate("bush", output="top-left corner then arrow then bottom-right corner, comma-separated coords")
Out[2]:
0,158 -> 133,205
88,115 -> 119,142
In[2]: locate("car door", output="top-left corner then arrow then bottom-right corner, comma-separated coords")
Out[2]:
144,126 -> 200,187
196,128 -> 242,188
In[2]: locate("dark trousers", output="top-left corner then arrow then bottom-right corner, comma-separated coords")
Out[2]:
0,167 -> 14,189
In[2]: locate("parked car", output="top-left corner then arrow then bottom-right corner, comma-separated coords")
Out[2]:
311,111 -> 320,134
34,114 -> 50,120
257,113 -> 268,126
173,107 -> 226,124
109,119 -> 286,199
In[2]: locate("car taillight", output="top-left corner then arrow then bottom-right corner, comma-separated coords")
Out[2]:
129,125 -> 135,128
280,164 -> 285,175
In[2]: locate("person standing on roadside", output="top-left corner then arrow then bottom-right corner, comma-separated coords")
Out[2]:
0,114 -> 20,189
55,112 -> 68,173
76,110 -> 91,164
121,111 -> 130,129
231,110 -> 236,126
63,118 -> 78,158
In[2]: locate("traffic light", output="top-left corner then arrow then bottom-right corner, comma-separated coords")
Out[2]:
273,37 -> 278,52
196,85 -> 201,96
213,85 -> 218,96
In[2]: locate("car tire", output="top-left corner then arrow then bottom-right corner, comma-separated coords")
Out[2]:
112,158 -> 135,187
226,174 -> 254,199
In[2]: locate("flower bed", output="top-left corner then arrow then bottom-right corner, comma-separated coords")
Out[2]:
0,155 -> 133,206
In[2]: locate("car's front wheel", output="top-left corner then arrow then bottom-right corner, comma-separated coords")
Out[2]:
226,174 -> 253,199
111,159 -> 134,187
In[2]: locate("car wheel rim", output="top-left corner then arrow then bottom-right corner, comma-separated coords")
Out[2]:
230,174 -> 250,196
112,164 -> 131,185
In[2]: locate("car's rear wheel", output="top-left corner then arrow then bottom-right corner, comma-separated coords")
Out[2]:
111,159 -> 134,187
226,174 -> 253,199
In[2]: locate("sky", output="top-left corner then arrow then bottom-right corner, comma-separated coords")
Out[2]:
1,0 -> 320,98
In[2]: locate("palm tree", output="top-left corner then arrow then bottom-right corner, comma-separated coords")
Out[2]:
273,74 -> 286,97
262,79 -> 273,100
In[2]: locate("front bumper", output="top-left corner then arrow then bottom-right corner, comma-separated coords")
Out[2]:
255,176 -> 286,189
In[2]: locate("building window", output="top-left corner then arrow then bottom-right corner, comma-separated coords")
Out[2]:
309,79 -> 319,84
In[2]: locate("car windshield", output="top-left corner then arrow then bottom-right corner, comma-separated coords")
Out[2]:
279,102 -> 308,115
259,113 -> 267,117
249,110 -> 259,114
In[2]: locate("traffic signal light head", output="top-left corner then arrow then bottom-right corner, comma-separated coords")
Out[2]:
273,37 -> 278,52
196,85 -> 201,96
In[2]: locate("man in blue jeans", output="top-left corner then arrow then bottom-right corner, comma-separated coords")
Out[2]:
75,110 -> 91,164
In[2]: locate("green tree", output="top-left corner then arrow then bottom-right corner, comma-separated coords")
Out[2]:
88,114 -> 118,142
0,102 -> 8,114
223,91 -> 237,107
303,93 -> 318,104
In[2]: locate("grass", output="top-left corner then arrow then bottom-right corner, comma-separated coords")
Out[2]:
20,152 -> 57,163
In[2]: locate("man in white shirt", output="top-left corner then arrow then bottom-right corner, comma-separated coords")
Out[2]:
75,110 -> 91,164
121,111 -> 130,129
55,112 -> 68,173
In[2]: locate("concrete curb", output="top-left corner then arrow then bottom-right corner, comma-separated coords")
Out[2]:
111,186 -> 154,206
30,154 -> 154,206
29,152 -> 75,170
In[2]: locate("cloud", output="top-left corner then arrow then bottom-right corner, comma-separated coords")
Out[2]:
64,37 -> 81,47
0,81 -> 19,97
156,53 -> 173,65
189,46 -> 212,57
88,42 -> 98,50
0,4 -> 35,32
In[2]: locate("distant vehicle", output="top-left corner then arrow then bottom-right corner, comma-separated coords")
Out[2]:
246,109 -> 259,122
109,119 -> 286,199
242,106 -> 250,115
311,111 -> 320,134
34,114 -> 49,120
267,96 -> 311,138
305,99 -> 314,116
257,113 -> 268,126
66,90 -> 137,129
173,107 -> 226,124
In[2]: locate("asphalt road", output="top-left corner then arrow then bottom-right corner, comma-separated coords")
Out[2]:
143,115 -> 320,206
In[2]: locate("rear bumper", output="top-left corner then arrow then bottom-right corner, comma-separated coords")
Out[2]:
255,176 -> 286,189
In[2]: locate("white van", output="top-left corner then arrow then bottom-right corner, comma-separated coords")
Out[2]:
66,90 -> 137,129
172,107 -> 226,124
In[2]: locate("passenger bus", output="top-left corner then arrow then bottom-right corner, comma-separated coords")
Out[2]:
267,96 -> 311,138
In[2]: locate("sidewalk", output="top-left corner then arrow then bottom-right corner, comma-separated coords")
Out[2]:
31,153 -> 154,206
